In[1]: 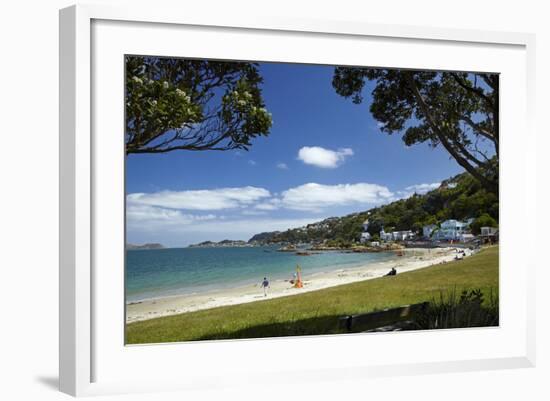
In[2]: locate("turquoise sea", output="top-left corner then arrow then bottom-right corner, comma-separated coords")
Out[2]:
126,245 -> 397,302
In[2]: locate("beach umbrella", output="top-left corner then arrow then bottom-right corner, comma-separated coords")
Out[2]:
294,265 -> 303,288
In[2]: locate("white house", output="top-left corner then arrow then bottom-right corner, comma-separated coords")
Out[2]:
380,229 -> 393,241
379,228 -> 414,241
360,232 -> 372,242
360,219 -> 371,243
479,226 -> 498,243
392,230 -> 415,241
433,219 -> 472,241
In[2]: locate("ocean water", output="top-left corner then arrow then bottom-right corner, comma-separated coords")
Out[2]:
126,245 -> 397,303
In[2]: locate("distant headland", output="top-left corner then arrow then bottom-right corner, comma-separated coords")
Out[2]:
126,243 -> 165,250
188,239 -> 253,248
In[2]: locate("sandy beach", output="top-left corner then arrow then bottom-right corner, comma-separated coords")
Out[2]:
126,247 -> 474,323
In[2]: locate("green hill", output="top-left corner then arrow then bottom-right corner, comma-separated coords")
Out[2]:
249,171 -> 498,245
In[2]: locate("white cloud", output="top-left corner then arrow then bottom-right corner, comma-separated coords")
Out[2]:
276,162 -> 288,170
127,181 -> 439,220
127,186 -> 271,211
395,182 -> 441,200
126,205 -> 217,230
240,210 -> 268,216
126,204 -> 183,222
127,180 -> 446,246
297,146 -> 354,169
280,182 -> 393,212
248,160 -> 257,166
255,204 -> 278,211
404,182 -> 440,194
254,200 -> 280,211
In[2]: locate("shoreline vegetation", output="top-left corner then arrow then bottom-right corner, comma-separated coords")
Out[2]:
126,246 -> 498,344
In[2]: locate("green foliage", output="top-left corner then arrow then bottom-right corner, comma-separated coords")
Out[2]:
332,68 -> 499,194
126,56 -> 272,154
470,213 -> 498,235
412,289 -> 499,330
325,239 -> 353,248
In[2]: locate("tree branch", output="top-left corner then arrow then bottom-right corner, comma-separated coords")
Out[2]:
404,72 -> 497,194
460,115 -> 497,144
449,72 -> 494,108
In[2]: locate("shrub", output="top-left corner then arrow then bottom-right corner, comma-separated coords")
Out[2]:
412,289 -> 499,330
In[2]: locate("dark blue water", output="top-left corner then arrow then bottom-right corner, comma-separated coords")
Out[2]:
126,246 -> 396,302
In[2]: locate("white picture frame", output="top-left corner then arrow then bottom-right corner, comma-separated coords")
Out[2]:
59,3 -> 536,397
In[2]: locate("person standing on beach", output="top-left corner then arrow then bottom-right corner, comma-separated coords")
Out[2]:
261,277 -> 270,297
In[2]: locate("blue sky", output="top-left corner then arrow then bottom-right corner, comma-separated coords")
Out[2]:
126,62 -> 464,247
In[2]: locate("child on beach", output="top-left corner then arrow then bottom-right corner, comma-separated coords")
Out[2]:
261,277 -> 270,297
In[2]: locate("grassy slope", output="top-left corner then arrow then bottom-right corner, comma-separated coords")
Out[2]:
126,246 -> 499,344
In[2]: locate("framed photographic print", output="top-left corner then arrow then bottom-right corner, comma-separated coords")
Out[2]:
59,3 -> 536,397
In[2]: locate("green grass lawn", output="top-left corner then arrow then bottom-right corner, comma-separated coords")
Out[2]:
126,246 -> 499,344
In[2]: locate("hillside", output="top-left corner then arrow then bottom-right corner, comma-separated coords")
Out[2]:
248,171 -> 498,245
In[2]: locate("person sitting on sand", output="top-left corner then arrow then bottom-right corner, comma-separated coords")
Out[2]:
386,267 -> 397,276
260,277 -> 270,297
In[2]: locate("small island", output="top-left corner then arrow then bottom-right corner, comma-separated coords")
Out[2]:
126,243 -> 165,250
188,239 -> 254,248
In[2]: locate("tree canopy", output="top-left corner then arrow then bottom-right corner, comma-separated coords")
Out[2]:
125,56 -> 272,154
332,68 -> 499,194
470,213 -> 498,235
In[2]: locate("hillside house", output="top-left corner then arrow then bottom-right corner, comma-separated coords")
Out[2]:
379,228 -> 414,241
360,219 -> 371,243
360,232 -> 372,242
392,230 -> 415,241
433,219 -> 472,241
380,229 -> 393,241
479,226 -> 498,244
